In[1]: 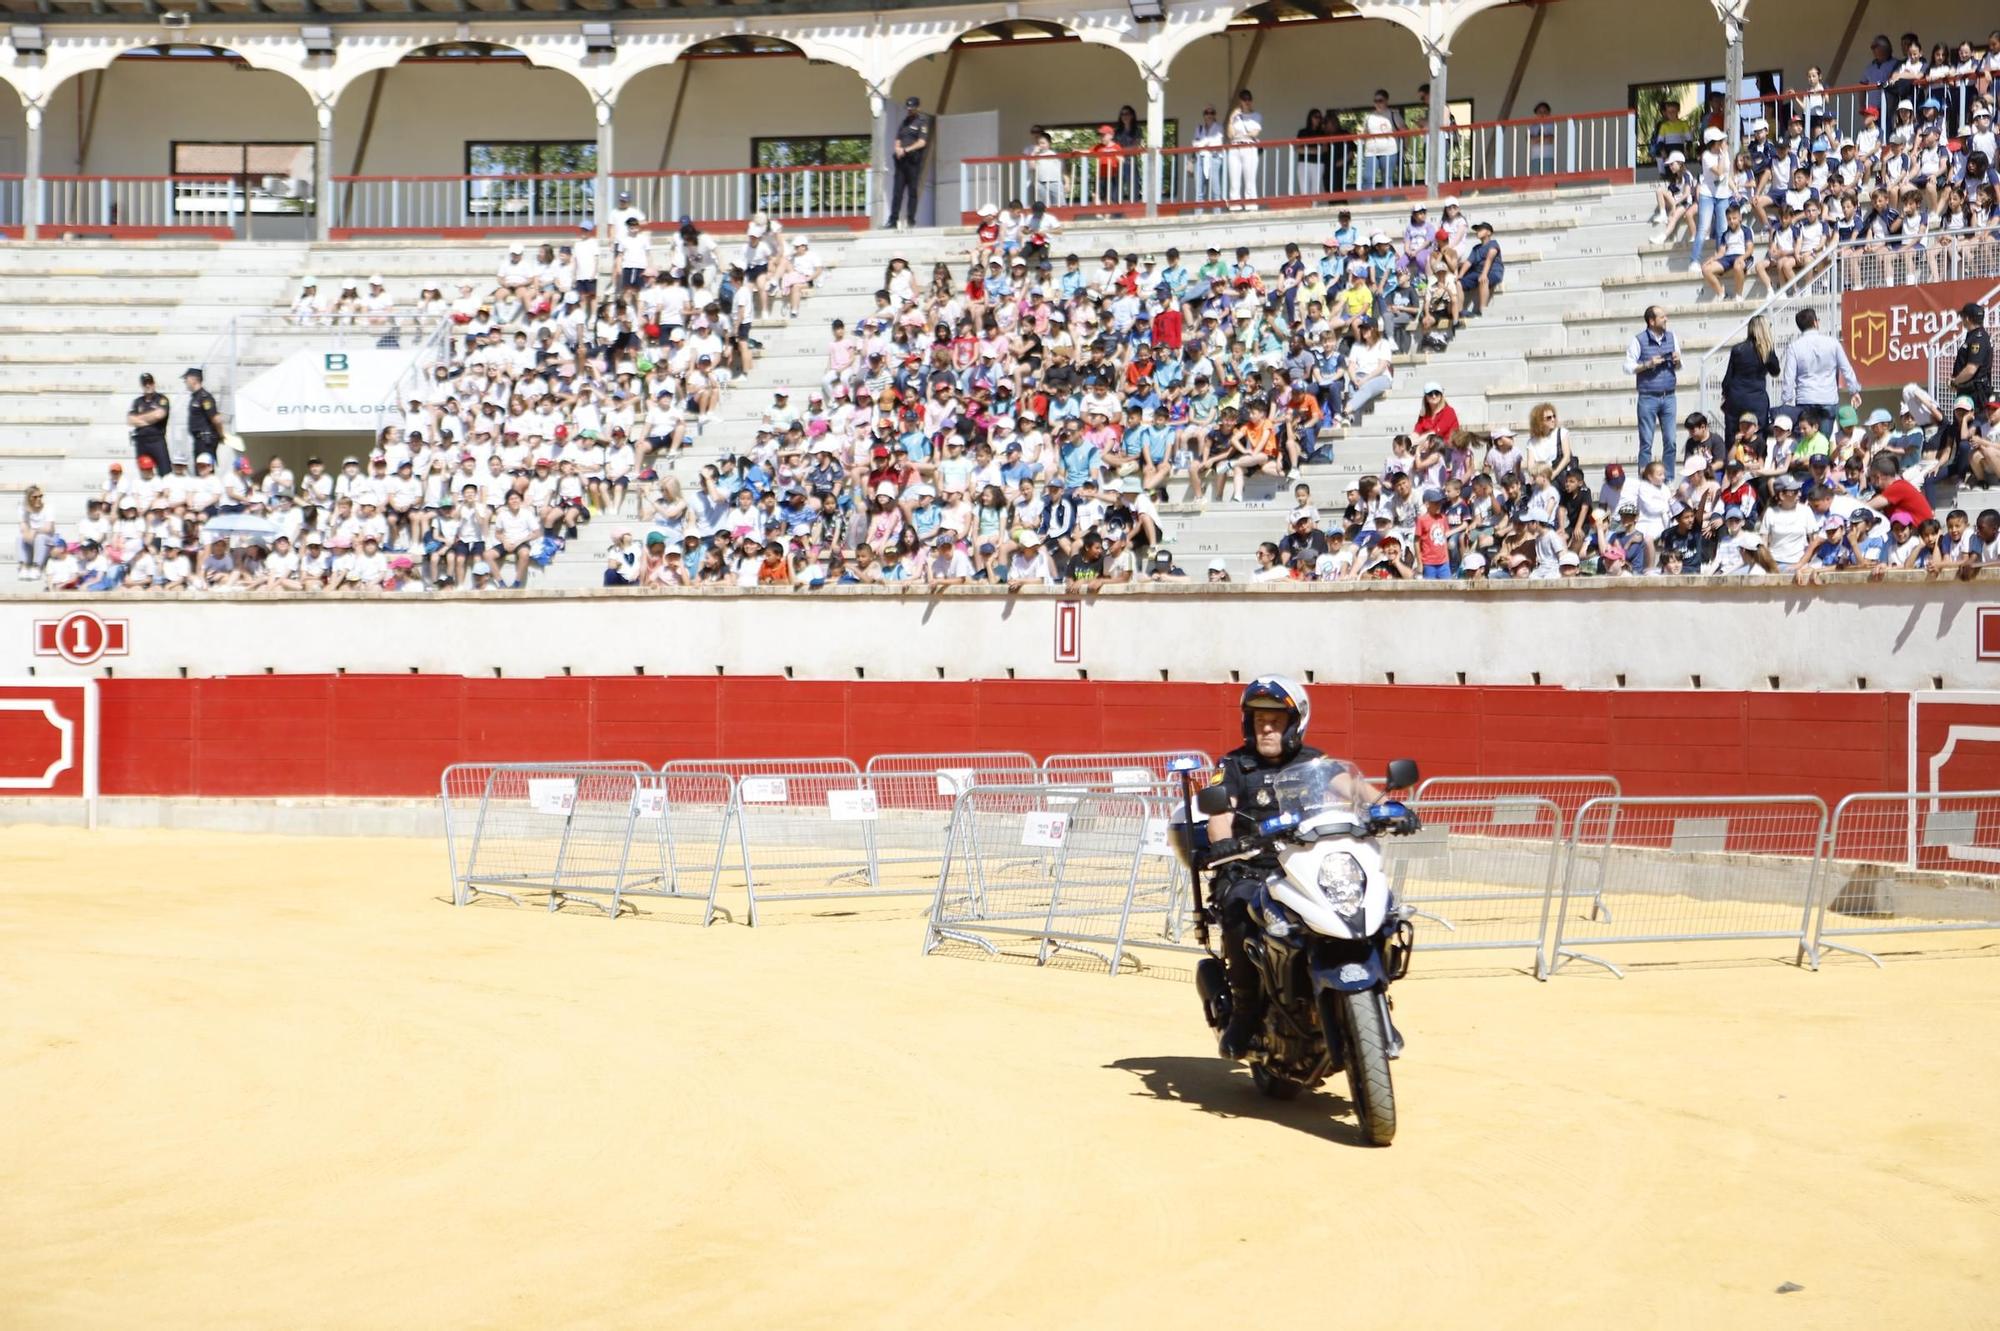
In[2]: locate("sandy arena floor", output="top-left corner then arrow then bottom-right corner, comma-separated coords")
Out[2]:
3,825 -> 1998,1330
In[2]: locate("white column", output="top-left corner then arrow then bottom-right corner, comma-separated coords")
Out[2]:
314,99 -> 334,242
868,84 -> 889,228
23,100 -> 41,242
1144,71 -> 1166,218
1719,0 -> 1746,159
1425,44 -> 1449,194
594,93 -> 615,239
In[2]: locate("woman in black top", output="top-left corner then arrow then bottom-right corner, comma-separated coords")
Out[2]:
1722,314 -> 1780,430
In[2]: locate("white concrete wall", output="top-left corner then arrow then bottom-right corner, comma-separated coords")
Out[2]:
0,577 -> 1988,691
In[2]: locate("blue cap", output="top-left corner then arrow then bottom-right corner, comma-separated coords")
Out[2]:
1422,487 -> 1444,504
1723,504 -> 1748,519
1865,408 -> 1892,426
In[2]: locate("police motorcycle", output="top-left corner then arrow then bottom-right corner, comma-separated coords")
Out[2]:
1171,755 -> 1422,1146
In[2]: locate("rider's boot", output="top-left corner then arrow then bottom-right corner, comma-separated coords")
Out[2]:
1217,925 -> 1263,1060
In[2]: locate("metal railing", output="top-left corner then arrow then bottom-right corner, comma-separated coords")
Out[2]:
329,166 -> 869,237
1694,227 -> 1996,421
958,110 -> 1635,222
1731,70 -> 1995,148
329,172 -> 595,236
0,173 -> 22,232
1546,795 -> 1829,977
1807,789 -> 2000,968
611,164 -> 870,230
38,174 -> 263,235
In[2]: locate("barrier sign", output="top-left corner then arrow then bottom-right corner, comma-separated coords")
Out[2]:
826,789 -> 879,821
1020,811 -> 1069,847
1842,278 -> 1992,388
528,778 -> 577,816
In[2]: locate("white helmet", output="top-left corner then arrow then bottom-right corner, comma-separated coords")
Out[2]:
1240,674 -> 1311,759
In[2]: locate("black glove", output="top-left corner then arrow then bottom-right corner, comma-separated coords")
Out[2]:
1388,809 -> 1422,837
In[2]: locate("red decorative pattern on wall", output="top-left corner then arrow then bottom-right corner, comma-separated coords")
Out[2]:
78,675 -> 1926,805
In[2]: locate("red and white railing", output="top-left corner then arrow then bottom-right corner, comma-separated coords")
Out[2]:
958,110 -> 1637,222
327,165 -> 871,238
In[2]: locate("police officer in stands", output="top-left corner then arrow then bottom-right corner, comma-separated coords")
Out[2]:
888,96 -> 930,231
183,368 -> 224,461
126,372 -> 171,477
1951,303 -> 1992,411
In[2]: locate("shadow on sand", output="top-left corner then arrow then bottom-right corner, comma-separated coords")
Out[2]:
1105,1054 -> 1371,1146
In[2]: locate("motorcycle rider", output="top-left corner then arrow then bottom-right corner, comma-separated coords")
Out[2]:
1205,675 -> 1396,1059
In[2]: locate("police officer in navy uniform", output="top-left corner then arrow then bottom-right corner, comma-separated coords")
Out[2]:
126,372 -> 171,477
1204,675 -> 1329,1058
183,367 -> 224,461
1952,302 -> 1993,410
888,95 -> 929,230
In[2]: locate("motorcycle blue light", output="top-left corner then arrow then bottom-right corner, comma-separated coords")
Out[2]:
1259,813 -> 1297,834
1168,756 -> 1202,772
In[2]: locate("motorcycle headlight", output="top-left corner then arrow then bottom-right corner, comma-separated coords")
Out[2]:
1316,852 -> 1366,913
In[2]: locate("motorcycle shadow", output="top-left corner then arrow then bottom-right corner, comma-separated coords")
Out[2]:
1104,1055 -> 1370,1147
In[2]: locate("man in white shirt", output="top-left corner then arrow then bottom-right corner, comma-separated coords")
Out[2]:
493,491 -> 542,587
1361,89 -> 1400,191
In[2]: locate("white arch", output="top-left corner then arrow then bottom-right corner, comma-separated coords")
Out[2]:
3,30 -> 320,110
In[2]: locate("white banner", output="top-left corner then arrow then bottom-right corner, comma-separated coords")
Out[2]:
528,778 -> 576,817
234,347 -> 409,434
826,789 -> 879,822
739,776 -> 789,804
1020,811 -> 1068,848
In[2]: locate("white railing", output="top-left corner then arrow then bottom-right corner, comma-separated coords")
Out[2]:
957,109 -> 1636,222
39,174 -> 249,233
330,167 -> 870,236
611,165 -> 871,230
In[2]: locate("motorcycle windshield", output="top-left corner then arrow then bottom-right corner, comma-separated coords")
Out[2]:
1269,757 -> 1371,826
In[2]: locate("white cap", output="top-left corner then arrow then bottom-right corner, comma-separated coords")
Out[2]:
1339,477 -> 1359,492
1370,230 -> 1391,244
1207,557 -> 1229,572
1422,381 -> 1444,396
1666,151 -> 1687,165
1289,505 -> 1319,523
1557,550 -> 1581,567
1703,127 -> 1725,142
368,274 -> 385,285
1772,413 -> 1794,430
1737,530 -> 1765,549
1018,530 -> 1043,548
977,203 -> 999,217
1461,551 -> 1487,570
1491,424 -> 1516,439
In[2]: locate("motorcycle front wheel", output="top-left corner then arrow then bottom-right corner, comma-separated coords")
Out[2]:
1322,988 -> 1397,1145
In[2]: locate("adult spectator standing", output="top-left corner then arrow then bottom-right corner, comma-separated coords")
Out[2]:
183,368 -> 223,464
1950,302 -> 1993,408
1780,308 -> 1861,422
1190,105 -> 1226,211
889,96 -> 930,231
1360,90 -> 1399,192
1722,314 -> 1780,430
126,372 -> 171,477
1624,305 -> 1682,479
1225,88 -> 1263,210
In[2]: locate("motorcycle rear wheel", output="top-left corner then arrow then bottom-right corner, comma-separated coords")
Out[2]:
1250,1063 -> 1305,1100
1324,989 -> 1397,1145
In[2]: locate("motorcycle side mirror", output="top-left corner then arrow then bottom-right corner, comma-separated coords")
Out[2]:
1195,783 -> 1233,816
1385,758 -> 1420,791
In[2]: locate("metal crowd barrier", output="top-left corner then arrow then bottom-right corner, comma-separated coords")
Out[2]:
1414,775 -> 1622,833
925,783 -> 1182,975
663,757 -> 879,926
440,760 -> 650,908
450,763 -> 652,916
1388,797 -> 1569,964
1546,796 -> 1830,978
1807,790 -> 2000,968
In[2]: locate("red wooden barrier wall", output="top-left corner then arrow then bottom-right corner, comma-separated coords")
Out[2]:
87,675 -> 1924,805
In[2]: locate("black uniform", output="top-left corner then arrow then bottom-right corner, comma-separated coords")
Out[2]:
1955,324 -> 1993,409
1208,740 -> 1327,911
129,391 -> 171,476
187,386 -> 222,454
890,110 -> 929,227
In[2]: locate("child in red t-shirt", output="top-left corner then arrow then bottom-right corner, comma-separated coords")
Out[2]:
1416,488 -> 1454,579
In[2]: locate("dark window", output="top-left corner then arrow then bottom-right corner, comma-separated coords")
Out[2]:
1629,72 -> 1782,165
